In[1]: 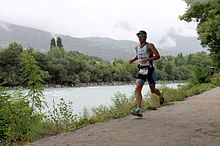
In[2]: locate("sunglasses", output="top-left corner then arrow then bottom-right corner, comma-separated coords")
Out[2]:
137,34 -> 146,38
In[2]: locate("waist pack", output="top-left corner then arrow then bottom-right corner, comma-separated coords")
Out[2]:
137,64 -> 152,75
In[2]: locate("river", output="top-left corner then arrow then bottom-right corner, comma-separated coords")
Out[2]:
42,83 -> 185,115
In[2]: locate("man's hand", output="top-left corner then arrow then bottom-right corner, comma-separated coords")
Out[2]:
128,59 -> 134,64
128,55 -> 138,64
141,58 -> 148,63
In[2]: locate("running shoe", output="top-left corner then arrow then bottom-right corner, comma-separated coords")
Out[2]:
159,93 -> 165,105
131,109 -> 143,117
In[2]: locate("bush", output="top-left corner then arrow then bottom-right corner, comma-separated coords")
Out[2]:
189,66 -> 211,85
47,98 -> 78,132
0,89 -> 43,145
210,72 -> 220,86
0,52 -> 46,144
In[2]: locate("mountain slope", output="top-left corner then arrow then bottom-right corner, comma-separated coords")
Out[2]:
0,21 -> 206,61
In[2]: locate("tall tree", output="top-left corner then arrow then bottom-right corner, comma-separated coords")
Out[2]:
180,0 -> 220,68
57,37 -> 63,48
50,38 -> 56,49
0,43 -> 23,86
19,52 -> 45,110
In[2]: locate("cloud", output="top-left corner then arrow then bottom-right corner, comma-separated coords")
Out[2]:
156,24 -> 199,50
175,26 -> 198,37
114,21 -> 135,32
158,36 -> 176,49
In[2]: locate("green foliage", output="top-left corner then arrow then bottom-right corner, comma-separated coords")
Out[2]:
48,46 -> 66,58
3,42 -> 23,66
91,92 -> 135,121
210,72 -> 220,86
110,93 -> 134,118
48,98 -> 78,132
56,37 -> 63,48
0,50 -> 47,144
0,89 -> 43,145
0,42 -> 23,86
186,52 -> 213,85
180,0 -> 220,68
0,51 -> 46,144
47,57 -> 70,85
19,52 -> 46,111
74,108 -> 97,129
154,52 -> 213,81
189,66 -> 211,85
0,40 -> 214,87
50,38 -> 56,48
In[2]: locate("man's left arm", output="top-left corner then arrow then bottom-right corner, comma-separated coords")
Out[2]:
141,43 -> 160,63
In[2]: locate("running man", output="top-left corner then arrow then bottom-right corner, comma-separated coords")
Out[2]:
128,30 -> 164,117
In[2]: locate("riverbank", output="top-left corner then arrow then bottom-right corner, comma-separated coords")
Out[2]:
43,80 -> 186,88
3,80 -> 186,90
43,81 -> 133,88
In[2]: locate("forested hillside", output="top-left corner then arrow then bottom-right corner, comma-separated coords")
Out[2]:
0,38 -> 213,87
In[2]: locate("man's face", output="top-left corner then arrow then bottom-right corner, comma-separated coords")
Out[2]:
138,34 -> 147,43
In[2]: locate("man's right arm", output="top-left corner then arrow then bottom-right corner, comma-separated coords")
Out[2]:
128,55 -> 138,64
128,46 -> 138,64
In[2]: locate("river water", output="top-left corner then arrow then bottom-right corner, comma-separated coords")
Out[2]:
42,83 -> 184,115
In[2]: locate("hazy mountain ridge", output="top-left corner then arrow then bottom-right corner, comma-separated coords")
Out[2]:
0,21 -> 206,61
165,29 -> 206,54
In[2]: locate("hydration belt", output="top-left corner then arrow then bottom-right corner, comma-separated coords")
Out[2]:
137,64 -> 153,75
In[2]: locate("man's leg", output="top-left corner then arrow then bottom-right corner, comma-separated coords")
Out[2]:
135,81 -> 144,107
149,84 -> 164,105
131,80 -> 144,117
147,67 -> 164,105
149,84 -> 160,95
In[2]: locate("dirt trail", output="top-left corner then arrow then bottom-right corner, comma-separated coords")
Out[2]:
26,87 -> 220,146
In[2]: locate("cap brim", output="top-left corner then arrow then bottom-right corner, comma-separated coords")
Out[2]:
136,33 -> 146,36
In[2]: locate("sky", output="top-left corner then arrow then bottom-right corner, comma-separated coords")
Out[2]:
0,0 -> 198,49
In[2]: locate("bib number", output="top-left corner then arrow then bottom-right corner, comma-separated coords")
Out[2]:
139,68 -> 148,75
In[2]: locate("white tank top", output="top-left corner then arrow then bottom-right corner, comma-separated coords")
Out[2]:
135,43 -> 151,67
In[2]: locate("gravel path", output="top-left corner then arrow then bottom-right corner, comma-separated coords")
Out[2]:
26,87 -> 220,146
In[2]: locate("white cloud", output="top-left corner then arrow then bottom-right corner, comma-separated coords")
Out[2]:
175,23 -> 198,37
158,37 -> 177,49
114,21 -> 135,32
